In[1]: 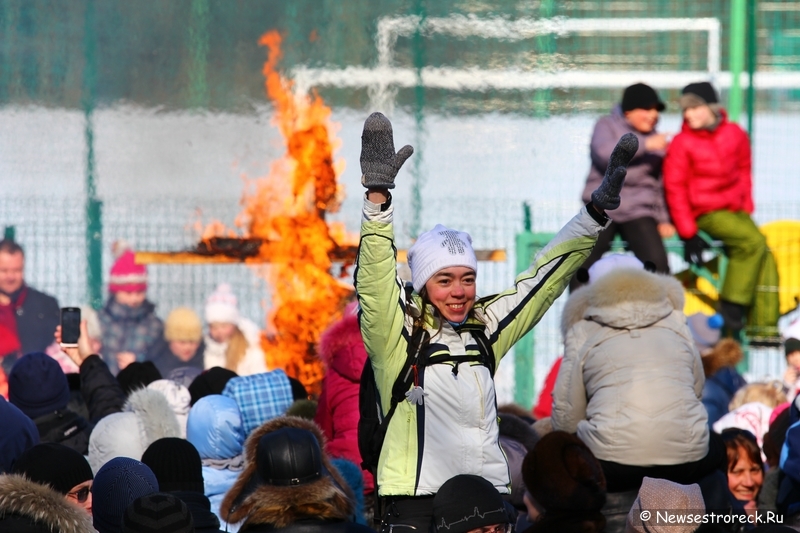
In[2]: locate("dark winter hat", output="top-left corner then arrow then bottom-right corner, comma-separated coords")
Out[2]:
11,443 -> 93,495
188,367 -> 237,406
680,82 -> 719,109
621,83 -> 666,112
786,339 -> 800,358
93,457 -> 159,533
8,352 -> 71,420
522,431 -> 607,513
0,397 -> 39,473
141,438 -> 204,493
256,427 -> 324,486
122,492 -> 194,533
117,361 -> 162,396
433,475 -> 508,533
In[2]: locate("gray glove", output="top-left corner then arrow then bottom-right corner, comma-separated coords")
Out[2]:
590,132 -> 639,211
360,112 -> 414,189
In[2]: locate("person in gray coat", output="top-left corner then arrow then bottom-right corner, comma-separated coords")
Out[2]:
552,256 -> 725,493
572,83 -> 674,290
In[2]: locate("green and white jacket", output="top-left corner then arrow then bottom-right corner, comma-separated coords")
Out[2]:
355,195 -> 607,497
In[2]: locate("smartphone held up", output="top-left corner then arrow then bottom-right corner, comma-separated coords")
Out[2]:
60,307 -> 81,348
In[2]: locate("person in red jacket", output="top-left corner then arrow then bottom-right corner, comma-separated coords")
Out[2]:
663,82 -> 779,342
314,302 -> 374,507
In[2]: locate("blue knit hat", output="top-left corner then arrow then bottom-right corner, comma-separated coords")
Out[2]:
93,457 -> 159,533
0,397 -> 39,473
8,352 -> 71,420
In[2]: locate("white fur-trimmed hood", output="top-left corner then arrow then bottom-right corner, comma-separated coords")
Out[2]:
0,474 -> 94,533
561,267 -> 685,335
88,387 -> 181,473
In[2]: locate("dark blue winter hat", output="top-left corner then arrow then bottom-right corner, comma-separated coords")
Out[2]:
0,396 -> 39,473
8,352 -> 71,420
93,457 -> 159,533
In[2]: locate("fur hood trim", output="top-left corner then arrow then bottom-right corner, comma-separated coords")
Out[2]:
125,386 -> 182,445
220,416 -> 354,527
89,387 -> 182,474
702,338 -> 744,377
318,313 -> 368,382
0,475 -> 94,533
561,268 -> 685,335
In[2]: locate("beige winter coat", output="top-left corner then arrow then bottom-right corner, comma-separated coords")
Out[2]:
551,268 -> 709,466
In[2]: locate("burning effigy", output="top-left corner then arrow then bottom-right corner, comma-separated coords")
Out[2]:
184,31 -> 354,396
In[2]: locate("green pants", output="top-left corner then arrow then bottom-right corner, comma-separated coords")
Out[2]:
697,210 -> 779,333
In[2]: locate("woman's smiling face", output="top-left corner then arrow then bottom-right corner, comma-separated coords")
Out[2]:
424,266 -> 477,323
727,449 -> 763,502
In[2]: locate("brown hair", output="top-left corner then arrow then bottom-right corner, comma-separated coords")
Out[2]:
225,326 -> 248,371
721,429 -> 764,472
0,239 -> 23,256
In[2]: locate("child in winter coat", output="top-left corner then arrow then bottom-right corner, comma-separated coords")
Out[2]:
146,307 -> 206,376
573,83 -> 674,290
98,244 -> 164,374
356,112 -> 634,531
686,312 -> 747,426
186,395 -> 246,532
203,283 -> 267,376
663,82 -> 779,342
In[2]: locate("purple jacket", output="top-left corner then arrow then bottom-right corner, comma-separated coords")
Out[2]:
581,106 -> 670,224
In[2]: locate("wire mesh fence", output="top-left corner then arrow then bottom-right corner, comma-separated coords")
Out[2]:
2,0 -> 800,404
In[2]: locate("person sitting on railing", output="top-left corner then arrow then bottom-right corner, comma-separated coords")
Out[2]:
663,82 -> 779,343
572,83 -> 675,291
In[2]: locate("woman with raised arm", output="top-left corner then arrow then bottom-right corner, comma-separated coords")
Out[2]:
354,112 -> 637,533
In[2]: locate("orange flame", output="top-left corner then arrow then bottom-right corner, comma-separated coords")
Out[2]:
241,30 -> 351,396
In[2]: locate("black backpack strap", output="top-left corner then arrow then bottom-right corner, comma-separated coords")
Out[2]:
472,328 -> 496,377
367,324 -> 430,465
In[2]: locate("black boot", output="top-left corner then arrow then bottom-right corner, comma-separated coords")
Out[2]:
718,300 -> 745,336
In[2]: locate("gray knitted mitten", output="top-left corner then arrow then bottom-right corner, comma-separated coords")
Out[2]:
360,112 -> 414,189
590,132 -> 639,211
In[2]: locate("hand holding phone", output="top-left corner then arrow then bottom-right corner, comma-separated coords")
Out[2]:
55,310 -> 94,366
60,308 -> 81,348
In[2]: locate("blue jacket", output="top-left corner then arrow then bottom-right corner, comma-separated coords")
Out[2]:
702,367 -> 747,427
0,397 -> 39,473
187,395 -> 246,531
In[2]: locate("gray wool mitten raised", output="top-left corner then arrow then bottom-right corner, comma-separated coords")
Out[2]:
590,132 -> 639,211
360,112 -> 414,189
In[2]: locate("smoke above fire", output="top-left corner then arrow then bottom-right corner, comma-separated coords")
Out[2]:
232,30 -> 353,396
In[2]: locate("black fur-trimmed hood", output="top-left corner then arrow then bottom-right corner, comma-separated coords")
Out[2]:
220,416 -> 355,528
0,474 -> 94,533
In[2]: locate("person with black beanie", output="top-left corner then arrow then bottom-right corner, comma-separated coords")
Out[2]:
12,442 -> 95,516
573,82 -> 674,291
117,361 -> 162,396
141,438 -> 224,533
9,318 -> 126,455
188,366 -> 238,405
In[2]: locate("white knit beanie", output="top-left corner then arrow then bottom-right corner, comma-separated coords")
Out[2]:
205,283 -> 240,325
407,224 -> 478,293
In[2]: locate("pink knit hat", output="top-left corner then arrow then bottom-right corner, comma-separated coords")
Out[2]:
109,242 -> 147,293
